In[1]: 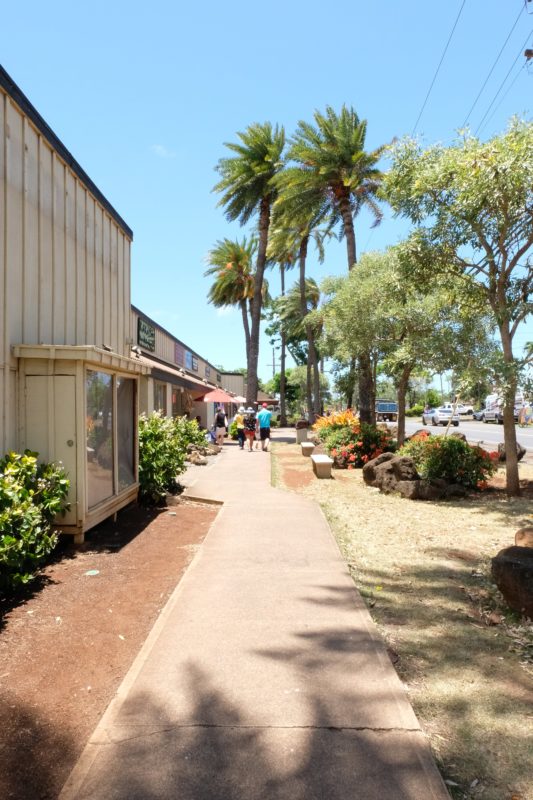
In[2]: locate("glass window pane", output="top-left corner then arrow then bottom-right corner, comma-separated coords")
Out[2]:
117,377 -> 136,491
86,370 -> 114,508
154,381 -> 167,415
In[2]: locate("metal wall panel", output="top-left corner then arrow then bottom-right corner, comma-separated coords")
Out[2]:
0,87 -> 133,451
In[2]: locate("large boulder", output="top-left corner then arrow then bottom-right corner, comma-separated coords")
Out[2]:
492,546 -> 533,618
363,454 -> 420,495
497,441 -> 526,463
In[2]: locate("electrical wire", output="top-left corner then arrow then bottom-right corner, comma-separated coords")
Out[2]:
462,4 -> 524,128
412,0 -> 467,135
474,28 -> 533,135
477,63 -> 527,137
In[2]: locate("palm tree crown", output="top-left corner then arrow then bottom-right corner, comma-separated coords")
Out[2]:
205,238 -> 255,308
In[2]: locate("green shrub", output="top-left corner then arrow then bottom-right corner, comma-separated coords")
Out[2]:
400,433 -> 497,489
405,403 -> 424,417
320,423 -> 396,468
228,420 -> 238,440
138,413 -> 208,504
139,413 -> 185,503
0,450 -> 70,592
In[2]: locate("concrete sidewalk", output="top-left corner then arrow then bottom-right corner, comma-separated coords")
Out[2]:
60,432 -> 450,799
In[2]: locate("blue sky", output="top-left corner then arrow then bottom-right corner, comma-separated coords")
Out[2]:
1,1 -> 532,382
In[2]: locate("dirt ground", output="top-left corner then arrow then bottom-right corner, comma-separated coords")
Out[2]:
0,498 -> 218,800
272,443 -> 533,800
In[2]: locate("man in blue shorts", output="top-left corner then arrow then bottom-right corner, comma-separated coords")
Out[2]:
257,403 -> 272,452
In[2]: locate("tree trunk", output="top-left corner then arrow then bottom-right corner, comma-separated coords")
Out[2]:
247,198 -> 270,406
240,299 -> 251,363
338,193 -> 357,270
298,236 -> 313,421
312,345 -> 321,419
499,322 -> 520,496
396,365 -> 412,447
279,264 -> 288,426
358,351 -> 375,424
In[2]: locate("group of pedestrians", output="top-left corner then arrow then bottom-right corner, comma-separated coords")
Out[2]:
233,403 -> 272,452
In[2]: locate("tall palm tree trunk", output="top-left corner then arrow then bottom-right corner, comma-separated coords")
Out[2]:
279,264 -> 288,426
240,299 -> 251,363
298,236 -> 313,421
339,193 -> 375,423
247,198 -> 271,406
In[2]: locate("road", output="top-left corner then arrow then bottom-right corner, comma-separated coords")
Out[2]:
403,417 -> 533,456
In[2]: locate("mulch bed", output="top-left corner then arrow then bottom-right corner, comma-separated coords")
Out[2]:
0,499 -> 218,800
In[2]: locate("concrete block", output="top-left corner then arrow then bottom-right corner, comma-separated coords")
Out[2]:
312,454 -> 333,479
301,442 -> 315,457
296,427 -> 308,444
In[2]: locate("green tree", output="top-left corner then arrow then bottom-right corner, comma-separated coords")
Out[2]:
285,105 -> 386,422
385,119 -> 533,494
214,122 -> 285,406
205,237 -> 255,359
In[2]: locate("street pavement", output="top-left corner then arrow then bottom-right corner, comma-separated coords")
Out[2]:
59,432 -> 450,800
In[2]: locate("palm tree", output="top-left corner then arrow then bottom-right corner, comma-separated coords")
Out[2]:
276,278 -> 322,421
205,238 -> 256,360
284,105 -> 386,422
214,122 -> 285,405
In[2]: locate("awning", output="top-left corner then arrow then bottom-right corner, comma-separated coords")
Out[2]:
195,388 -> 235,403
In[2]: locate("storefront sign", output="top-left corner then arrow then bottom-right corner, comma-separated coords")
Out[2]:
138,318 -> 155,352
175,343 -> 184,366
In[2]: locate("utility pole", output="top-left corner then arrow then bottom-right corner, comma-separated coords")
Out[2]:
267,346 -> 279,378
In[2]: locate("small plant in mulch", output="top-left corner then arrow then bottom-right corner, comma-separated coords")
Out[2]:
313,412 -> 396,469
400,433 -> 498,490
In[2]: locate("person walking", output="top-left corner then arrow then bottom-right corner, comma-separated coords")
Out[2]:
233,406 -> 246,450
214,407 -> 228,446
257,402 -> 273,451
243,407 -> 258,452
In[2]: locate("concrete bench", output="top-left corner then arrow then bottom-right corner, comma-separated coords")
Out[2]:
311,454 -> 333,479
301,442 -> 315,457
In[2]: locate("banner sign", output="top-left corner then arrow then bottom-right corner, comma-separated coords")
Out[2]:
138,318 -> 155,352
175,343 -> 184,365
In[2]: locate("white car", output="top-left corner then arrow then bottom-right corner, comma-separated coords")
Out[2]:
422,406 -> 460,427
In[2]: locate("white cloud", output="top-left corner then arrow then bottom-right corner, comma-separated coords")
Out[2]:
150,144 -> 176,159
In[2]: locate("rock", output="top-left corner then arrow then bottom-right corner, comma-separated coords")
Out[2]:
515,527 -> 533,548
405,429 -> 430,441
396,480 -> 420,500
497,441 -> 526,463
362,452 -> 395,485
417,480 -> 446,501
449,431 -> 467,442
445,483 -> 467,498
187,452 -> 208,466
363,455 -> 420,495
491,546 -> 533,618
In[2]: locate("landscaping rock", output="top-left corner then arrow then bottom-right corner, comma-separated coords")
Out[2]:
445,483 -> 468,498
515,527 -> 533,548
497,441 -> 526,463
186,452 -> 208,466
418,480 -> 447,501
405,429 -> 429,441
362,452 -> 396,485
396,480 -> 420,500
363,455 -> 420,495
449,431 -> 467,442
491,546 -> 533,618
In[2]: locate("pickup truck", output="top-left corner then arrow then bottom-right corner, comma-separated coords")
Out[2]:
375,401 -> 398,422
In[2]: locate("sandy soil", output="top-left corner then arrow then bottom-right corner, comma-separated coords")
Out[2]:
272,443 -> 533,800
0,499 -> 218,800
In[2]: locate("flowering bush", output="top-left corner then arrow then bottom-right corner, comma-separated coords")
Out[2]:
317,420 -> 396,469
400,434 -> 498,489
312,409 -> 359,433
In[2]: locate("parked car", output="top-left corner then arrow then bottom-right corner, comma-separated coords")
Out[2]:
422,406 -> 460,426
442,402 -> 473,415
472,408 -> 485,421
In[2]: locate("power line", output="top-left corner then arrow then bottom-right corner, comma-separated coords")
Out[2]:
412,0 -> 467,135
475,27 -> 533,135
477,63 -> 527,137
462,4 -> 524,128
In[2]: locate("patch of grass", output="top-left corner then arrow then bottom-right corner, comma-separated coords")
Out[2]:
272,442 -> 533,800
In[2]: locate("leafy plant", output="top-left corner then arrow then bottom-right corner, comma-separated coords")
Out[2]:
405,403 -> 424,417
400,434 -> 498,489
313,408 -> 359,433
138,413 -> 207,504
228,420 -> 238,440
0,450 -> 70,592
